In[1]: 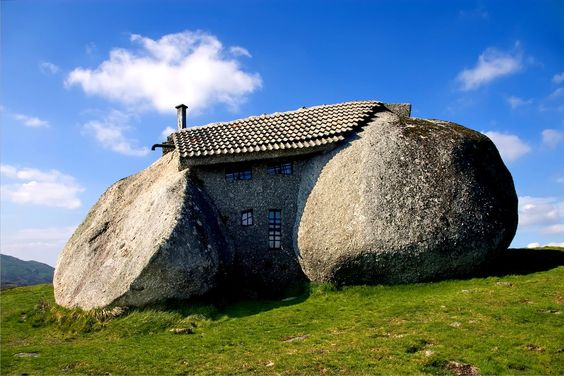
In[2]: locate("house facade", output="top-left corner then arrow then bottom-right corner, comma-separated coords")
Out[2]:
158,101 -> 411,293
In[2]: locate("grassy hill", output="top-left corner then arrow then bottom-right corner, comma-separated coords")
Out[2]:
0,254 -> 54,288
1,248 -> 563,375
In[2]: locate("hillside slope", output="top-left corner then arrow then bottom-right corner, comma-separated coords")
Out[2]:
1,248 -> 563,375
0,254 -> 54,288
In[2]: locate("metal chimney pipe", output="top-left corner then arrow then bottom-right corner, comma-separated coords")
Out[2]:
175,104 -> 188,130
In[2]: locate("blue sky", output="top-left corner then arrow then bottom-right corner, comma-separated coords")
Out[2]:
1,0 -> 563,266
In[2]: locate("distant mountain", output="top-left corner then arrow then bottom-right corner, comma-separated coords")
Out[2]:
0,254 -> 54,288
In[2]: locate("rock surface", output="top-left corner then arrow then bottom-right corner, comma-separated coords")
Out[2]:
296,111 -> 518,284
54,152 -> 232,309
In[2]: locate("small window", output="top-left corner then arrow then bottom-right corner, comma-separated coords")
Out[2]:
268,209 -> 282,249
267,161 -> 292,175
241,210 -> 253,226
225,166 -> 252,181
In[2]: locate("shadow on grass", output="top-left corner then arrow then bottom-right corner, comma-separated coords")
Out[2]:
32,248 -> 561,326
215,291 -> 310,319
158,248 -> 563,319
472,247 -> 564,278
156,281 -> 312,320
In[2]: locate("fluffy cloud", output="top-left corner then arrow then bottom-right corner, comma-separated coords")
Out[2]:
83,110 -> 149,157
483,131 -> 531,162
552,72 -> 564,84
229,46 -> 252,58
0,165 -> 84,209
518,196 -> 562,227
541,129 -> 563,149
66,31 -> 262,113
457,46 -> 522,90
13,113 -> 49,127
527,242 -> 564,248
518,195 -> 564,242
506,96 -> 532,109
39,61 -> 60,75
0,226 -> 76,266
548,87 -> 564,99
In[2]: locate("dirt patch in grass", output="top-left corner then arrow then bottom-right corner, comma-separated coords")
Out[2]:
282,334 -> 308,342
447,361 -> 479,376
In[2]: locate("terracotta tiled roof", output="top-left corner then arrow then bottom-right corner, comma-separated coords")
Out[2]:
172,100 -> 384,158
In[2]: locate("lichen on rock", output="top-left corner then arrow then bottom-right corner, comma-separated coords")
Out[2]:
295,111 -> 517,285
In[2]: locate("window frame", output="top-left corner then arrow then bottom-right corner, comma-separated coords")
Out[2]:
225,165 -> 252,181
241,209 -> 253,226
268,209 -> 282,249
266,161 -> 293,176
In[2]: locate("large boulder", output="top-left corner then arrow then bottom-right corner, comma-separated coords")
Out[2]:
54,152 -> 232,309
296,111 -> 518,285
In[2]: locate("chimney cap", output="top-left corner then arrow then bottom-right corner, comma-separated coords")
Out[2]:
175,104 -> 188,109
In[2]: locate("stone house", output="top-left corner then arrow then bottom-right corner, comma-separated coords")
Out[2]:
156,101 -> 412,293
54,100 -> 517,309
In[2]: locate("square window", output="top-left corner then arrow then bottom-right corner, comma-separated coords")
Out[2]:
226,166 -> 252,181
267,161 -> 292,175
241,210 -> 253,226
280,162 -> 292,175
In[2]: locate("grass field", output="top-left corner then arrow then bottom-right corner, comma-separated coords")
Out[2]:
1,248 -> 563,375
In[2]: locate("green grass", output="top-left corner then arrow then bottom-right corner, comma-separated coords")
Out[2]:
1,248 -> 563,375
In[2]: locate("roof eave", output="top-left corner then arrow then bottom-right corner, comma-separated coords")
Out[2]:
179,143 -> 338,167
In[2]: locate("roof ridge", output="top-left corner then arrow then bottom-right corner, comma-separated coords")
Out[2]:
179,100 -> 383,132
172,100 -> 385,160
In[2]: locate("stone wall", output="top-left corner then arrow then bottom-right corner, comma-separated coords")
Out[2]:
192,157 -> 310,295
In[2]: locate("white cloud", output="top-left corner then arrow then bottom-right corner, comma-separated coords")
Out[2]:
0,165 -> 84,209
457,46 -> 522,90
549,87 -> 564,99
518,196 -> 562,227
506,96 -> 532,109
83,110 -> 149,157
39,61 -> 60,75
543,224 -> 564,234
0,226 -> 76,266
13,113 -> 49,127
537,87 -> 564,112
527,242 -> 564,248
229,46 -> 252,58
557,176 -> 564,184
483,131 -> 531,162
553,72 -> 564,84
66,31 -> 262,113
161,126 -> 176,140
541,129 -> 563,149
